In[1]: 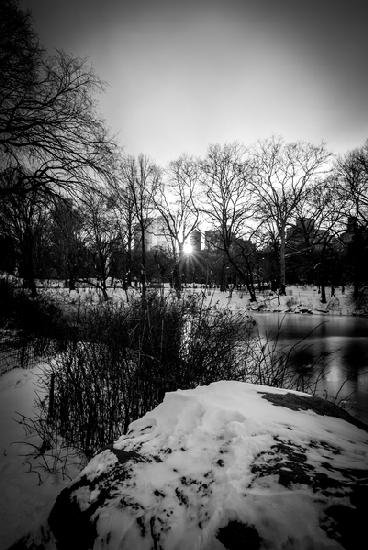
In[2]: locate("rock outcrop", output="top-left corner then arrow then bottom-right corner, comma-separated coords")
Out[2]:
12,382 -> 368,550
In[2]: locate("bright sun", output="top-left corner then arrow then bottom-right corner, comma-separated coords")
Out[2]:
183,241 -> 193,254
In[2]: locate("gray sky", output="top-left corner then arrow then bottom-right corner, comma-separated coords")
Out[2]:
22,0 -> 368,165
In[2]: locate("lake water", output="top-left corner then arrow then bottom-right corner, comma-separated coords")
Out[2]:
251,313 -> 368,424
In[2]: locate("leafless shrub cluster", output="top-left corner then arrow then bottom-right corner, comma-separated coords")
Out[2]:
26,293 -> 253,458
243,335 -> 325,394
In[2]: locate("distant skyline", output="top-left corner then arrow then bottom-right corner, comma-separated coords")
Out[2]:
22,0 -> 368,165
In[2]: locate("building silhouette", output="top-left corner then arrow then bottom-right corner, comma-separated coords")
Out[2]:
134,217 -> 172,252
189,230 -> 202,253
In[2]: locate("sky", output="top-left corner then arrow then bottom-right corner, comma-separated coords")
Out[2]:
21,0 -> 368,166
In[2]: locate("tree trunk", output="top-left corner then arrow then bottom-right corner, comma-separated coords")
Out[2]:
244,257 -> 257,302
68,271 -> 76,291
68,279 -> 76,291
67,251 -> 77,291
175,243 -> 184,292
127,227 -> 133,286
220,251 -> 227,292
173,263 -> 180,291
246,282 -> 257,302
353,281 -> 359,300
224,246 -> 258,302
20,236 -> 37,297
279,227 -> 286,295
271,279 -> 278,292
321,282 -> 326,304
140,223 -> 147,298
96,249 -> 109,301
100,278 -> 108,301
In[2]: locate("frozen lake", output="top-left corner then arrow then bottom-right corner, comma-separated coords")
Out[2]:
252,313 -> 368,424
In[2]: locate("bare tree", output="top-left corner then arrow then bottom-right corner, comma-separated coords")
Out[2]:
109,158 -> 138,287
336,140 -> 368,229
200,143 -> 257,298
121,155 -> 161,297
252,137 -> 330,295
50,198 -> 85,290
290,176 -> 346,302
0,169 -> 49,295
334,142 -> 368,298
82,190 -> 120,301
154,155 -> 200,290
0,1 -> 41,117
0,1 -> 114,199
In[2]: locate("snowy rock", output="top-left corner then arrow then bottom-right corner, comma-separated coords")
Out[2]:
12,382 -> 368,550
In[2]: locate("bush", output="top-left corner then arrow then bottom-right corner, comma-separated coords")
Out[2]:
348,287 -> 368,315
32,293 -> 253,458
0,277 -> 66,338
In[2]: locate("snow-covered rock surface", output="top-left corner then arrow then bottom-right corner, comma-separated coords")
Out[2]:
13,382 -> 368,550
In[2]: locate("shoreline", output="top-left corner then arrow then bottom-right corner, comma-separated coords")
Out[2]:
247,306 -> 368,320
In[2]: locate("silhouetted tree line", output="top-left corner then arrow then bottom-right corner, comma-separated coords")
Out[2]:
1,1 -> 368,302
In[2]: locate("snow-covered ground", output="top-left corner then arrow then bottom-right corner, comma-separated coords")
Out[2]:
0,365 -> 83,550
188,285 -> 358,316
36,283 -> 362,318
2,272 -> 363,318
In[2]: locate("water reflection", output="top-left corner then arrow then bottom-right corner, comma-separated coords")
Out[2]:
252,313 -> 368,423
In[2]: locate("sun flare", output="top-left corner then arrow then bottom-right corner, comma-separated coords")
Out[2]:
183,241 -> 193,254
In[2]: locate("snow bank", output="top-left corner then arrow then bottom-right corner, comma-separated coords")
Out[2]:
14,381 -> 368,550
0,366 -> 82,550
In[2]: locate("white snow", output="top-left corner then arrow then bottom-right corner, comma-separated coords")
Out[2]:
0,365 -> 83,550
36,283 -> 358,317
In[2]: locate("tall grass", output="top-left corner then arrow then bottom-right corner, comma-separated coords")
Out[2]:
31,292 -> 253,458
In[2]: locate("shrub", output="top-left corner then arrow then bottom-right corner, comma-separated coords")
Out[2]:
0,277 -> 66,338
31,293 -> 253,458
285,296 -> 297,309
348,287 -> 368,315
